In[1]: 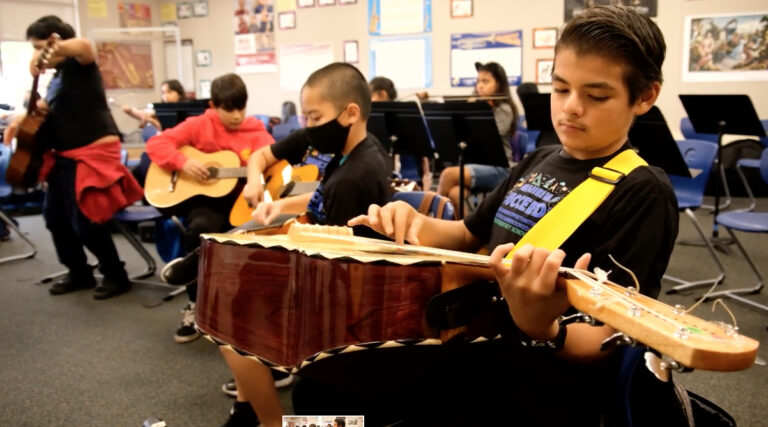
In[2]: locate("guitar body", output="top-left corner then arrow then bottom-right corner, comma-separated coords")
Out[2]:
228,161 -> 319,226
5,111 -> 46,189
144,146 -> 241,208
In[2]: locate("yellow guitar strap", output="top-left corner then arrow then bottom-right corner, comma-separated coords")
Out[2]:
505,149 -> 647,259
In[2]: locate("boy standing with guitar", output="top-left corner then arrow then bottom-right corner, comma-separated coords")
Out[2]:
5,16 -> 142,300
347,6 -> 684,425
145,73 -> 273,343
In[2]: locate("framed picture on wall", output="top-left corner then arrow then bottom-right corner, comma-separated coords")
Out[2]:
297,0 -> 315,7
533,27 -> 557,49
196,49 -> 212,67
343,40 -> 359,63
318,0 -> 336,6
177,2 -> 192,19
193,0 -> 208,17
278,12 -> 296,30
340,0 -> 357,4
451,0 -> 472,18
536,59 -> 554,84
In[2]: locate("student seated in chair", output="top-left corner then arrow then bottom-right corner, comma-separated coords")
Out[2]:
346,6 -> 683,425
145,73 -> 274,344
436,61 -> 519,213
220,62 -> 392,427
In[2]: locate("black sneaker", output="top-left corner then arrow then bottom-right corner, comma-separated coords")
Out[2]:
49,274 -> 97,295
161,253 -> 199,285
93,276 -> 132,300
222,401 -> 260,427
174,302 -> 201,343
221,371 -> 294,398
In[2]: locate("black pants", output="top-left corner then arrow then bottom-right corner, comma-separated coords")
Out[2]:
178,191 -> 239,302
43,157 -> 127,282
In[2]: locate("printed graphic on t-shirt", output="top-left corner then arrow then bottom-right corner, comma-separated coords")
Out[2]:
306,182 -> 326,224
493,171 -> 573,238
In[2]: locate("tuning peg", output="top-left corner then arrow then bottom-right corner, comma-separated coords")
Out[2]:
599,331 -> 635,351
643,351 -> 691,382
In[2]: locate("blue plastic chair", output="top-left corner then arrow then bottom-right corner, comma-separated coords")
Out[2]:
734,119 -> 768,211
272,115 -> 302,141
680,117 -> 731,209
392,191 -> 456,220
253,114 -> 271,132
0,144 -> 37,263
664,139 -> 726,294
703,148 -> 768,313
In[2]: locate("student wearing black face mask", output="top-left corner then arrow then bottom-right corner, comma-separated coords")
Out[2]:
221,63 -> 392,427
245,63 -> 391,234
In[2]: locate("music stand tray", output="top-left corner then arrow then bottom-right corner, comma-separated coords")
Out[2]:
629,106 -> 690,178
518,92 -> 561,146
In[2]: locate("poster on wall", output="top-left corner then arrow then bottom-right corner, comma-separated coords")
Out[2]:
117,2 -> 152,28
450,31 -> 522,87
683,12 -> 768,82
96,41 -> 155,89
563,0 -> 656,21
368,0 -> 432,36
234,0 -> 277,73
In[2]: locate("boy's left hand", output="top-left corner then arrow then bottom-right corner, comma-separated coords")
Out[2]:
488,243 -> 591,340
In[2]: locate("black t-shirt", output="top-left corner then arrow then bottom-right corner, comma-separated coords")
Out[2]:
271,129 -> 391,229
465,143 -> 679,299
38,58 -> 119,151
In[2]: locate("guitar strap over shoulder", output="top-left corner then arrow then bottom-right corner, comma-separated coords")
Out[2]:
506,149 -> 647,259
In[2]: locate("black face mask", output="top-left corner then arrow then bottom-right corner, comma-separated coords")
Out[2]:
305,111 -> 351,155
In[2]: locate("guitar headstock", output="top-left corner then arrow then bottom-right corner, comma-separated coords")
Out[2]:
562,268 -> 759,372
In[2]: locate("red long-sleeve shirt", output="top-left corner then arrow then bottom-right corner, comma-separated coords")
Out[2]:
146,109 -> 274,170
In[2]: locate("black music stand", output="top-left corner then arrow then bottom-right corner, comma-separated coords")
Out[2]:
368,101 -> 434,160
422,102 -> 508,218
518,93 -> 561,147
628,106 -> 690,178
153,99 -> 209,130
679,94 -> 766,250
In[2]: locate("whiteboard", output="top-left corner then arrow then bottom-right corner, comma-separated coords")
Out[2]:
369,36 -> 432,89
278,43 -> 335,91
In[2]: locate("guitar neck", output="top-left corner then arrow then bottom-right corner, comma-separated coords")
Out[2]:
210,167 -> 248,179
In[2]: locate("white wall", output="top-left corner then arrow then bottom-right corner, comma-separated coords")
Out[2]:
3,0 -> 766,137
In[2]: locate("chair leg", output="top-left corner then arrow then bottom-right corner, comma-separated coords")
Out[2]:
665,209 -> 726,294
735,164 -> 756,212
111,219 -> 156,280
701,163 -> 732,211
703,227 -> 768,313
0,210 -> 37,264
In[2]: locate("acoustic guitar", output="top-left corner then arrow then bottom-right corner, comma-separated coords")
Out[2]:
5,38 -> 57,188
144,146 -> 318,221
196,223 -> 759,376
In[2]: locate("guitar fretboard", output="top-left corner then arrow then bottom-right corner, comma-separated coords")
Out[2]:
209,167 -> 248,179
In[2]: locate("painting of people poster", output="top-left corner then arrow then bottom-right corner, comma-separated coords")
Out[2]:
683,12 -> 768,82
234,0 -> 277,73
563,0 -> 657,22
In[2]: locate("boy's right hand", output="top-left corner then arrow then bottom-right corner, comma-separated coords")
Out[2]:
242,182 -> 264,207
348,201 -> 423,245
182,158 -> 209,181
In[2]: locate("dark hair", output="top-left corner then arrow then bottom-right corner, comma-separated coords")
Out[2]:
333,418 -> 346,427
161,79 -> 187,101
282,101 -> 297,122
369,76 -> 397,101
26,15 -> 75,40
475,61 -> 518,135
516,82 -> 539,95
304,62 -> 371,120
211,73 -> 247,110
555,5 -> 666,104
